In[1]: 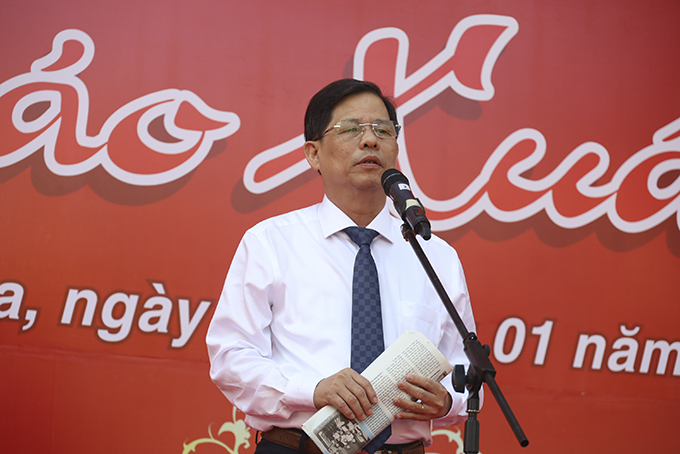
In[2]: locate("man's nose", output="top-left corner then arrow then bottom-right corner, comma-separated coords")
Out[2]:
359,125 -> 379,148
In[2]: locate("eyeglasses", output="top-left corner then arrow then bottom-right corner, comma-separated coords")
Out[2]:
321,120 -> 401,140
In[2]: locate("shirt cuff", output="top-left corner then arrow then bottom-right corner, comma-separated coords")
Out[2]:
283,371 -> 323,410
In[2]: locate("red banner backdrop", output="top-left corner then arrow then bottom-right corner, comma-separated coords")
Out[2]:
1,1 -> 679,453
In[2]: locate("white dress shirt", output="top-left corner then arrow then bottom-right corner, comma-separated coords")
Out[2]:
206,196 -> 478,446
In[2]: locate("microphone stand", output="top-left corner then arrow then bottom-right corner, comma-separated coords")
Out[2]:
400,224 -> 529,453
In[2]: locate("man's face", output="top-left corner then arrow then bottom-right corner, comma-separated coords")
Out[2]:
304,92 -> 399,203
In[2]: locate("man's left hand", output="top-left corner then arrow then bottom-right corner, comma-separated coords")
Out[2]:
393,374 -> 452,421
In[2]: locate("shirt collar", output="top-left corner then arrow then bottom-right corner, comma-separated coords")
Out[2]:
318,195 -> 400,244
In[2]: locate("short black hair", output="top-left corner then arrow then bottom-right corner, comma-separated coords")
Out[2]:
304,79 -> 397,142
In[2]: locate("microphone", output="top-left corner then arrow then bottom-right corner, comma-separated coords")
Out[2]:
381,169 -> 431,240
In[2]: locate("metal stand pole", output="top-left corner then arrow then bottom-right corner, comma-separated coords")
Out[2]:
401,224 -> 529,452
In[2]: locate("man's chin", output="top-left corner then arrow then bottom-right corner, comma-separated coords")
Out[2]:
352,179 -> 384,194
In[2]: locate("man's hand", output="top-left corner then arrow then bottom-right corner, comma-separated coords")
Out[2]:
313,368 -> 378,421
393,374 -> 453,421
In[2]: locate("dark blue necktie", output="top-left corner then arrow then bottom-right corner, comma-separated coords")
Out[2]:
345,227 -> 391,453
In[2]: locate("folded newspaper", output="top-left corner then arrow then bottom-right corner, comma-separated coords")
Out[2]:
302,330 -> 453,454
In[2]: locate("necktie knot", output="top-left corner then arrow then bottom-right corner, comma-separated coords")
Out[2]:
345,227 -> 379,247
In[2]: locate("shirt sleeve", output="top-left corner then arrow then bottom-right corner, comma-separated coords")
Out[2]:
206,230 -> 321,420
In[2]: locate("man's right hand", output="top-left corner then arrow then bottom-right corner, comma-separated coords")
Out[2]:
313,368 -> 378,421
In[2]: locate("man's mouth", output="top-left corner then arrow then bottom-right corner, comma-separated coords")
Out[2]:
357,156 -> 382,166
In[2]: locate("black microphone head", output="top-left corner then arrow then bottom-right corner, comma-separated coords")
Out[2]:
381,168 -> 408,195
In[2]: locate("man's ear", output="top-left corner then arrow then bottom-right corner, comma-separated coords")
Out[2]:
303,140 -> 321,174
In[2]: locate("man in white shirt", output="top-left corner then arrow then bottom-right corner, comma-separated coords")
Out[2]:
207,79 -> 478,454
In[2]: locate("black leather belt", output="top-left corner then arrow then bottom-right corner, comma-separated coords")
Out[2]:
260,427 -> 425,454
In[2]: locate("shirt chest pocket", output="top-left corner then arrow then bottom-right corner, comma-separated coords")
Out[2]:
398,300 -> 441,342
